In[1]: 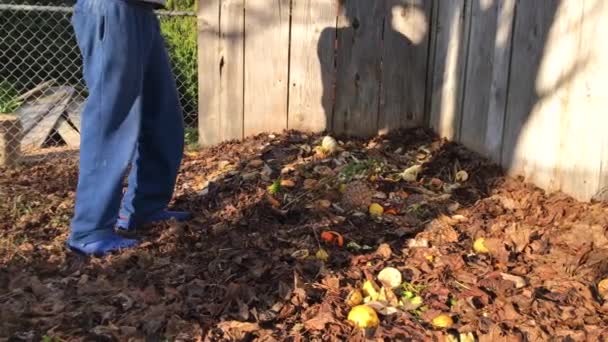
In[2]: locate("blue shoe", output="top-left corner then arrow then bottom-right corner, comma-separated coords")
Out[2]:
116,210 -> 192,231
66,233 -> 139,257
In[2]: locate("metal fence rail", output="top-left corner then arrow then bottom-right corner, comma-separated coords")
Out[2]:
0,2 -> 198,164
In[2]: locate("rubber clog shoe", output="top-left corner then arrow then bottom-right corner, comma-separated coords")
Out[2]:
67,233 -> 139,257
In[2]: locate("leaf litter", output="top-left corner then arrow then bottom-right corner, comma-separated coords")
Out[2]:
1,128 -> 608,341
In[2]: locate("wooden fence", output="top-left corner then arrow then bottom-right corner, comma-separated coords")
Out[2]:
197,0 -> 608,202
427,0 -> 608,202
197,0 -> 432,144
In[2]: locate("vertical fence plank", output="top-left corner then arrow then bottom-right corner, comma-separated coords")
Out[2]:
428,0 -> 469,140
460,0 -> 515,159
557,0 -> 606,200
485,0 -> 516,163
244,0 -> 291,137
219,0 -> 245,141
423,0 -> 438,127
197,0 -> 221,146
503,1 -> 576,193
379,0 -> 432,134
598,0 -> 608,201
459,0 -> 499,155
333,0 -> 384,137
288,0 -> 337,133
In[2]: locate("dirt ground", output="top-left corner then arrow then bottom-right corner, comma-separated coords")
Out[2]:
2,128 -> 608,341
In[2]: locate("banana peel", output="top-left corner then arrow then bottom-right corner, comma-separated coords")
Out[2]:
401,165 -> 422,182
362,280 -> 380,301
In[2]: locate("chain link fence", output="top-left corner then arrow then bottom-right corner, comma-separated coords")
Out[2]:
0,1 -> 198,165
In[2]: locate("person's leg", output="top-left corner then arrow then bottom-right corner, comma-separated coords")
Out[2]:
68,0 -> 154,255
116,12 -> 189,231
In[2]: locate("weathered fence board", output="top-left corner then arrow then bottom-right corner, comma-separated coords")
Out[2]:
219,0 -> 245,142
379,0 -> 431,134
502,0 -> 566,193
557,0 -> 606,200
459,0 -> 514,159
333,0 -> 384,137
428,0 -> 469,140
288,0 -> 337,133
483,0 -> 515,163
197,0 -> 221,146
243,0 -> 290,136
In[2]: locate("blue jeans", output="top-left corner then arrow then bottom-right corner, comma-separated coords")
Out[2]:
70,0 -> 184,244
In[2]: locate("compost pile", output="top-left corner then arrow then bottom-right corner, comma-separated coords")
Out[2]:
2,128 -> 608,341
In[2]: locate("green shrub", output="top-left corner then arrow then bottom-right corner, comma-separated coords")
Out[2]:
0,81 -> 22,114
165,0 -> 196,11
160,15 -> 198,125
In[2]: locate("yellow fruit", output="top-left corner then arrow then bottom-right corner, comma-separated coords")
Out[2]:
598,278 -> 608,299
431,314 -> 454,328
377,267 -> 403,289
315,248 -> 329,262
473,237 -> 490,254
347,305 -> 379,329
339,183 -> 347,193
362,280 -> 380,301
346,289 -> 364,307
369,203 -> 384,216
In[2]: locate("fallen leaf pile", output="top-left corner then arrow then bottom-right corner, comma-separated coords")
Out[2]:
1,128 -> 608,341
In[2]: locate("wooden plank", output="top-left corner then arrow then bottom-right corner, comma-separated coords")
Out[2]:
558,0 -> 606,201
0,114 -> 21,167
501,1 -> 571,193
218,0 -> 245,142
484,0 -> 516,163
427,0 -> 469,140
66,95 -> 84,131
197,0 -> 222,146
16,86 -> 72,134
459,0 -> 515,161
459,0 -> 502,156
20,87 -> 73,148
423,0 -> 438,127
288,0 -> 337,133
243,0 -> 290,137
599,0 -> 608,202
379,0 -> 432,134
55,117 -> 80,148
333,0 -> 384,137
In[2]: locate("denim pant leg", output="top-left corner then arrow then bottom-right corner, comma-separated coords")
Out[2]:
119,14 -> 185,226
69,0 -> 154,243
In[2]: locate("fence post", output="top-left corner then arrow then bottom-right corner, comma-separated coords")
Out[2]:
0,114 -> 22,167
